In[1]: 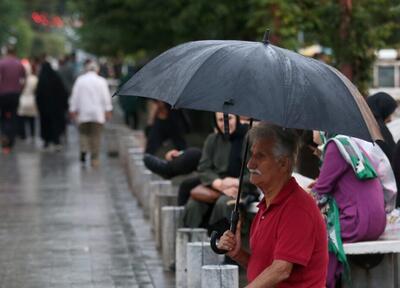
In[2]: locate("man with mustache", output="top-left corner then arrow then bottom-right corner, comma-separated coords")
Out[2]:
218,123 -> 328,287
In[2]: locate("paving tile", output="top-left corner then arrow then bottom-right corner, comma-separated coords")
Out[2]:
0,128 -> 174,287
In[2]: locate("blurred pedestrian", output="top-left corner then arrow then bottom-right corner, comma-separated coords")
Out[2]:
118,65 -> 142,129
36,61 -> 68,150
367,92 -> 400,206
69,60 -> 112,167
17,60 -> 38,142
0,45 -> 26,154
58,54 -> 77,97
367,92 -> 398,159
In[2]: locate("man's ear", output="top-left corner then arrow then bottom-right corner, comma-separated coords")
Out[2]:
278,157 -> 290,170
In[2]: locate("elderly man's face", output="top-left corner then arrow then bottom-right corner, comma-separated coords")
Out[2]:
247,138 -> 285,190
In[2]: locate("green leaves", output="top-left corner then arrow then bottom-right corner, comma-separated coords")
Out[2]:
74,0 -> 400,93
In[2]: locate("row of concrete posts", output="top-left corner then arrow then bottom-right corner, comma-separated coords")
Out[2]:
105,125 -> 240,288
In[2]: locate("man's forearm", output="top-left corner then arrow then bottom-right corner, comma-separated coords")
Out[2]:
245,260 -> 292,288
230,249 -> 250,268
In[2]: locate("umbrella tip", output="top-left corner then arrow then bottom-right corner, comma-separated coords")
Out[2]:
262,29 -> 270,45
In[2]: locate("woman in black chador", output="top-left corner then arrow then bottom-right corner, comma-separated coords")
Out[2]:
36,62 -> 68,149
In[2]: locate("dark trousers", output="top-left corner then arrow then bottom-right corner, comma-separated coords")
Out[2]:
39,112 -> 61,146
0,93 -> 20,148
168,147 -> 202,177
178,176 -> 201,206
18,116 -> 35,139
145,118 -> 187,154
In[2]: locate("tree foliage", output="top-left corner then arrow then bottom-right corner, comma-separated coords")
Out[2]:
0,0 -> 24,47
303,0 -> 400,93
73,0 -> 400,92
72,0 -> 254,56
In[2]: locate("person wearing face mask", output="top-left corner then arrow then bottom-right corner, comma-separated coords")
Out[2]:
182,112 -> 252,229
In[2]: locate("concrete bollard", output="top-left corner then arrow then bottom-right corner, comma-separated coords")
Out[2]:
141,170 -> 160,218
127,150 -> 143,188
139,170 -> 153,217
176,228 -> 208,288
135,169 -> 152,208
130,162 -> 145,198
154,189 -> 177,249
201,265 -> 239,288
161,206 -> 184,271
119,135 -> 136,168
150,181 -> 173,229
187,242 -> 221,288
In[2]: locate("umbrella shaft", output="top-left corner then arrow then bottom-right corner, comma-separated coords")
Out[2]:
233,119 -> 253,213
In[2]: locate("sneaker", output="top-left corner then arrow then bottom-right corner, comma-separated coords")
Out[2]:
143,153 -> 172,179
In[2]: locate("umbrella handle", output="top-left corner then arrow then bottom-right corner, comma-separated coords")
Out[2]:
210,119 -> 253,255
210,230 -> 228,254
210,210 -> 240,254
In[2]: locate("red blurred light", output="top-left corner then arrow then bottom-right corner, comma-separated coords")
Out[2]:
31,12 -> 42,23
52,16 -> 64,27
31,11 -> 64,28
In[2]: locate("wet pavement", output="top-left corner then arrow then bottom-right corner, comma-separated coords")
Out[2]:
0,128 -> 174,288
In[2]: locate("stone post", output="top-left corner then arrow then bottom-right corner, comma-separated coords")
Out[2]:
148,180 -> 172,229
176,228 -> 208,288
161,206 -> 184,271
139,170 -> 153,217
187,242 -> 220,288
201,265 -> 239,288
154,188 -> 177,248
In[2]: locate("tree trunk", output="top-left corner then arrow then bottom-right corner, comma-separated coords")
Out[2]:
339,0 -> 353,80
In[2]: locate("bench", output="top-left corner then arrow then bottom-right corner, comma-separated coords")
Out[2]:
343,227 -> 400,288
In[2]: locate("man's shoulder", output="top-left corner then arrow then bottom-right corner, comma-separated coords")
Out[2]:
286,183 -> 319,215
78,72 -> 103,82
0,57 -> 20,67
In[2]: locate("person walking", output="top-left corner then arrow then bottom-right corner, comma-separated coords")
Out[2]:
0,45 -> 26,154
17,60 -> 38,142
36,61 -> 68,150
69,60 -> 112,167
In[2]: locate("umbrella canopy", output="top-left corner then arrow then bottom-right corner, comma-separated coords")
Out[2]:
117,39 -> 381,142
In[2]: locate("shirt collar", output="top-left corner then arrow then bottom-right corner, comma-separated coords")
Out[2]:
257,177 -> 297,210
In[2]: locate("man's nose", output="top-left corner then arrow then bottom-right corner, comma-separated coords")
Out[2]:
247,157 -> 255,169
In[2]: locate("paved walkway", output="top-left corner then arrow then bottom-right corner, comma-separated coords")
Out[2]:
0,128 -> 174,288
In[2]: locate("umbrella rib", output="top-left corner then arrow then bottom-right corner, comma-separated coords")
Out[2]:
326,66 -> 380,141
177,42 -> 252,107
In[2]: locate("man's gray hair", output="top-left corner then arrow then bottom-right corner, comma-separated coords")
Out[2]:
85,60 -> 99,72
248,123 -> 301,170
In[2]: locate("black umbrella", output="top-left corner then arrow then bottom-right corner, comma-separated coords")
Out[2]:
117,33 -> 381,142
116,32 -> 381,254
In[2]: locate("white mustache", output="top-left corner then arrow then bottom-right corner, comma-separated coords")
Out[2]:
248,168 -> 262,175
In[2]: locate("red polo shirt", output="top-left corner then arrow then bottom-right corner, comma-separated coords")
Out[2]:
247,177 -> 328,287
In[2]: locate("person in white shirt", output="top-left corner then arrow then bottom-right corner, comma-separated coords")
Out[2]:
69,60 -> 112,167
